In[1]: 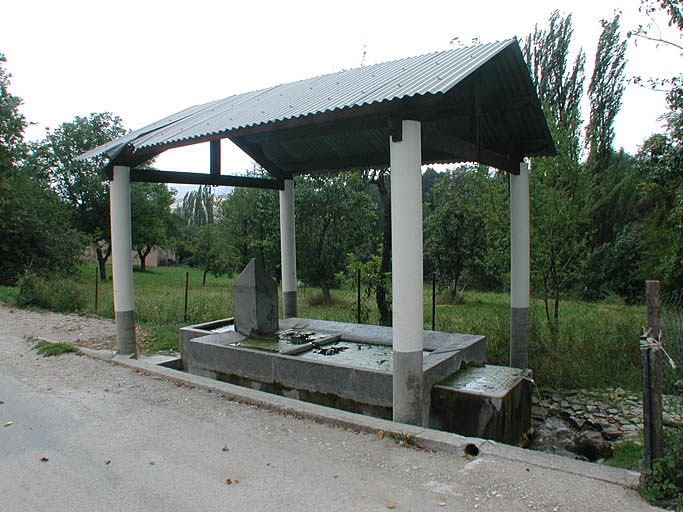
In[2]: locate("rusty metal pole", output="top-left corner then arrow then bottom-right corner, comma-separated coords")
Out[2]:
184,271 -> 189,322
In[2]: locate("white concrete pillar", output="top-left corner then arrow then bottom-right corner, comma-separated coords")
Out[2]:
390,120 -> 424,426
279,178 -> 297,318
510,161 -> 530,368
110,165 -> 136,357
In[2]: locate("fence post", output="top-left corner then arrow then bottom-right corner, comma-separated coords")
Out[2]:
357,268 -> 361,324
184,271 -> 189,322
642,280 -> 663,471
94,266 -> 99,315
432,273 -> 436,331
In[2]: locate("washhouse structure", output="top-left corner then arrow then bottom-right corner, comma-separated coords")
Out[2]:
80,38 -> 555,427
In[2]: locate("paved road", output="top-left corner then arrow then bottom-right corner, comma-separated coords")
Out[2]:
0,306 -> 660,511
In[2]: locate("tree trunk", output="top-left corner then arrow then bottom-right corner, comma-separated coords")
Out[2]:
95,245 -> 110,282
137,246 -> 153,272
375,172 -> 392,327
321,281 -> 331,298
203,269 -> 208,286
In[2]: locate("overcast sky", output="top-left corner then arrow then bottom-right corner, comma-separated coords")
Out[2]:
2,0 -> 680,181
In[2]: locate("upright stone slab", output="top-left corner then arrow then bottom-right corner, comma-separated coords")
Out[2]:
233,258 -> 279,337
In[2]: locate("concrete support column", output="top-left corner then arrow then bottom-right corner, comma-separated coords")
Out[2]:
510,161 -> 530,369
279,178 -> 297,318
110,165 -> 136,357
390,120 -> 424,426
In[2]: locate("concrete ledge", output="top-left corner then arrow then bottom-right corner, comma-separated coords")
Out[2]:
119,354 -> 640,489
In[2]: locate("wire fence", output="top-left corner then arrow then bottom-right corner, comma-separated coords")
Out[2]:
661,288 -> 682,422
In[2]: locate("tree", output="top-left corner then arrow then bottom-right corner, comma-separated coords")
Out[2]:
178,185 -> 215,227
523,11 -> 589,337
217,173 -> 280,275
368,168 -> 392,326
0,52 -> 83,285
0,173 -> 84,285
632,0 -> 683,288
295,172 -> 375,297
131,182 -> 176,271
0,53 -> 26,173
191,224 -> 238,285
586,14 -> 628,174
33,113 -> 127,281
424,166 -> 486,297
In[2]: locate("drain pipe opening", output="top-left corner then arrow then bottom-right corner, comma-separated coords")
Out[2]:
464,443 -> 480,457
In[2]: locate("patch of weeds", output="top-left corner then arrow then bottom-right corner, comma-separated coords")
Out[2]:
605,441 -> 642,471
639,428 -> 683,509
389,431 -> 417,447
33,339 -> 80,357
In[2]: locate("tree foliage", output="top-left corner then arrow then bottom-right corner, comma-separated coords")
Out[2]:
178,185 -> 215,227
587,14 -> 628,174
131,182 -> 177,271
217,176 -> 280,275
0,52 -> 82,285
424,166 -> 486,296
523,11 -> 589,334
32,112 -> 127,281
295,172 -> 375,297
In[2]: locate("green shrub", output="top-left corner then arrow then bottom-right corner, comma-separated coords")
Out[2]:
640,427 -> 683,509
17,273 -> 86,313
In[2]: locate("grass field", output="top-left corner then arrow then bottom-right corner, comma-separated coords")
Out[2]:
0,263 -> 647,391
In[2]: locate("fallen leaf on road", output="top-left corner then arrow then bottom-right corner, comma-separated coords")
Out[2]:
0,400 -> 4,404
105,460 -> 111,465
226,478 -> 233,485
47,388 -> 52,391
387,503 -> 397,509
104,388 -> 109,392
149,461 -> 155,465
333,474 -> 339,478
41,457 -> 49,462
315,417 -> 321,423
234,479 -> 239,484
3,421 -> 13,427
360,494 -> 368,498
222,444 -> 229,452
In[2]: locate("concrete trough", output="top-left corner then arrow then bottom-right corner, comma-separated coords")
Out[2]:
180,317 -> 530,443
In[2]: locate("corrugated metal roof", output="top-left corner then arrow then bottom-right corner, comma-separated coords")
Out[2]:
81,39 -> 518,160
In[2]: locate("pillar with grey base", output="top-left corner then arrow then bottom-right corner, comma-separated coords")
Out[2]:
110,165 -> 136,357
390,120 -> 424,426
279,178 -> 297,318
510,161 -> 530,369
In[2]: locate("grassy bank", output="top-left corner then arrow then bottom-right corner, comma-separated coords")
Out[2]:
1,263 -> 645,391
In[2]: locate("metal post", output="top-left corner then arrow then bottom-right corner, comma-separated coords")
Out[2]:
184,271 -> 189,322
110,165 -> 136,357
279,179 -> 297,318
510,161 -> 530,368
357,268 -> 361,324
390,119 -> 424,426
94,266 -> 99,315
